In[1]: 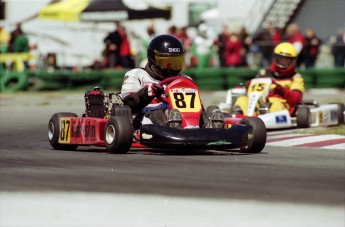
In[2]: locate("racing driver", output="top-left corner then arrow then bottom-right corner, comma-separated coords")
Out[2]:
121,34 -> 223,128
233,42 -> 305,115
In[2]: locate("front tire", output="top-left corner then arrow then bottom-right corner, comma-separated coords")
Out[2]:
48,112 -> 78,151
104,116 -> 133,154
240,117 -> 266,153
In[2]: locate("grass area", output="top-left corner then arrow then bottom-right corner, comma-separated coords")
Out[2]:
295,125 -> 345,136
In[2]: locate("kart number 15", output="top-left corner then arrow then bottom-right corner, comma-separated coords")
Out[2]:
248,82 -> 270,93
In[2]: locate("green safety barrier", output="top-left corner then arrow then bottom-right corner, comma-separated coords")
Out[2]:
301,68 -> 345,88
0,71 -> 29,92
99,69 -> 125,89
0,67 -> 344,92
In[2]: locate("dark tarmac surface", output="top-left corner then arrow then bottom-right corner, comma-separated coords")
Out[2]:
0,90 -> 344,226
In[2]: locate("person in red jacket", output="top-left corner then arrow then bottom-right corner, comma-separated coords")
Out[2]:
284,23 -> 305,67
224,33 -> 245,67
233,42 -> 305,115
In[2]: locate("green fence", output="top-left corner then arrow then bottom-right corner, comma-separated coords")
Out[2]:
1,67 -> 344,92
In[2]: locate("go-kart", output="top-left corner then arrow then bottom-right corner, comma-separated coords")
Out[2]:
216,77 -> 344,129
48,76 -> 267,154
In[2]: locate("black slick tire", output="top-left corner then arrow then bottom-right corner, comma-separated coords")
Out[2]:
240,117 -> 266,153
104,116 -> 133,154
48,112 -> 78,151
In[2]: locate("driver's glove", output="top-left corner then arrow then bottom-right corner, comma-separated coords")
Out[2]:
148,83 -> 164,97
271,81 -> 284,96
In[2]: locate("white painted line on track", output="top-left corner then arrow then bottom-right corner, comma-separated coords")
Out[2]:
321,143 -> 345,149
267,134 -> 345,147
266,130 -> 296,135
266,130 -> 345,149
0,192 -> 344,227
267,133 -> 312,140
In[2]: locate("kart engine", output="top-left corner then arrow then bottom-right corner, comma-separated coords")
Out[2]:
84,86 -> 107,118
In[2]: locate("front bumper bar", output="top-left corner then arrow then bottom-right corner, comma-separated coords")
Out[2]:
139,124 -> 252,149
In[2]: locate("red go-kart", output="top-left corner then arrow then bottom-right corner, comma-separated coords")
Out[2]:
48,76 -> 267,154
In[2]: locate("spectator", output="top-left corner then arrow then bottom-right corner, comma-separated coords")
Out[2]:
303,28 -> 322,68
283,23 -> 305,67
253,21 -> 281,67
167,25 -> 179,37
103,22 -> 122,68
0,26 -> 10,53
176,26 -> 192,68
177,26 -> 191,46
136,23 -> 156,67
224,32 -> 245,67
216,25 -> 230,67
0,26 -> 10,70
332,30 -> 345,67
190,23 -> 216,69
117,25 -> 134,69
8,23 -> 30,69
239,26 -> 251,67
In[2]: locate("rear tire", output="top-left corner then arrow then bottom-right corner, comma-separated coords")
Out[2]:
240,117 -> 266,153
206,105 -> 219,117
48,112 -> 78,151
104,116 -> 133,154
296,106 -> 311,128
335,103 -> 344,125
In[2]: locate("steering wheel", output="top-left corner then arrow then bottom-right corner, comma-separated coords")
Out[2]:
159,76 -> 181,86
157,76 -> 196,103
159,76 -> 196,86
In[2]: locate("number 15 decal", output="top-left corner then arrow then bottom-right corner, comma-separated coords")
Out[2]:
59,118 -> 71,143
169,90 -> 202,112
249,82 -> 269,93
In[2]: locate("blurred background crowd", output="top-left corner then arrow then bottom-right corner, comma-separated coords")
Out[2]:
2,20 -> 344,71
0,0 -> 344,72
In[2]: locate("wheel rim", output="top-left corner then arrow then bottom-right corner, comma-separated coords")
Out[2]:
240,131 -> 253,151
48,122 -> 54,141
105,125 -> 116,144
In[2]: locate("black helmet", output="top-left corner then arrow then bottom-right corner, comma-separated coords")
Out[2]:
147,34 -> 184,80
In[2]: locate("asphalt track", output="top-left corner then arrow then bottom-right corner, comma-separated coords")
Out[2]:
0,91 -> 344,226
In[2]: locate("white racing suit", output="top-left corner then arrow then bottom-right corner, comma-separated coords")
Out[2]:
121,67 -> 170,126
120,66 -> 209,127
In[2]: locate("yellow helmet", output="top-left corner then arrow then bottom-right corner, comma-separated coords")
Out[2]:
274,42 -> 297,57
273,42 -> 297,70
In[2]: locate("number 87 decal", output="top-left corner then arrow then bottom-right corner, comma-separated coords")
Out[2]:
59,118 -> 71,143
169,90 -> 202,112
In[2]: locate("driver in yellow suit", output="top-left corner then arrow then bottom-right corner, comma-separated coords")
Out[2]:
233,42 -> 305,115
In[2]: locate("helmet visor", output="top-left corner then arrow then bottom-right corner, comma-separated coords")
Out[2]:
274,54 -> 296,68
154,54 -> 184,71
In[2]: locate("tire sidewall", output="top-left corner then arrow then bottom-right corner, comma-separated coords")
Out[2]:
240,117 -> 267,153
105,117 -> 133,154
48,112 -> 78,150
296,106 -> 311,128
